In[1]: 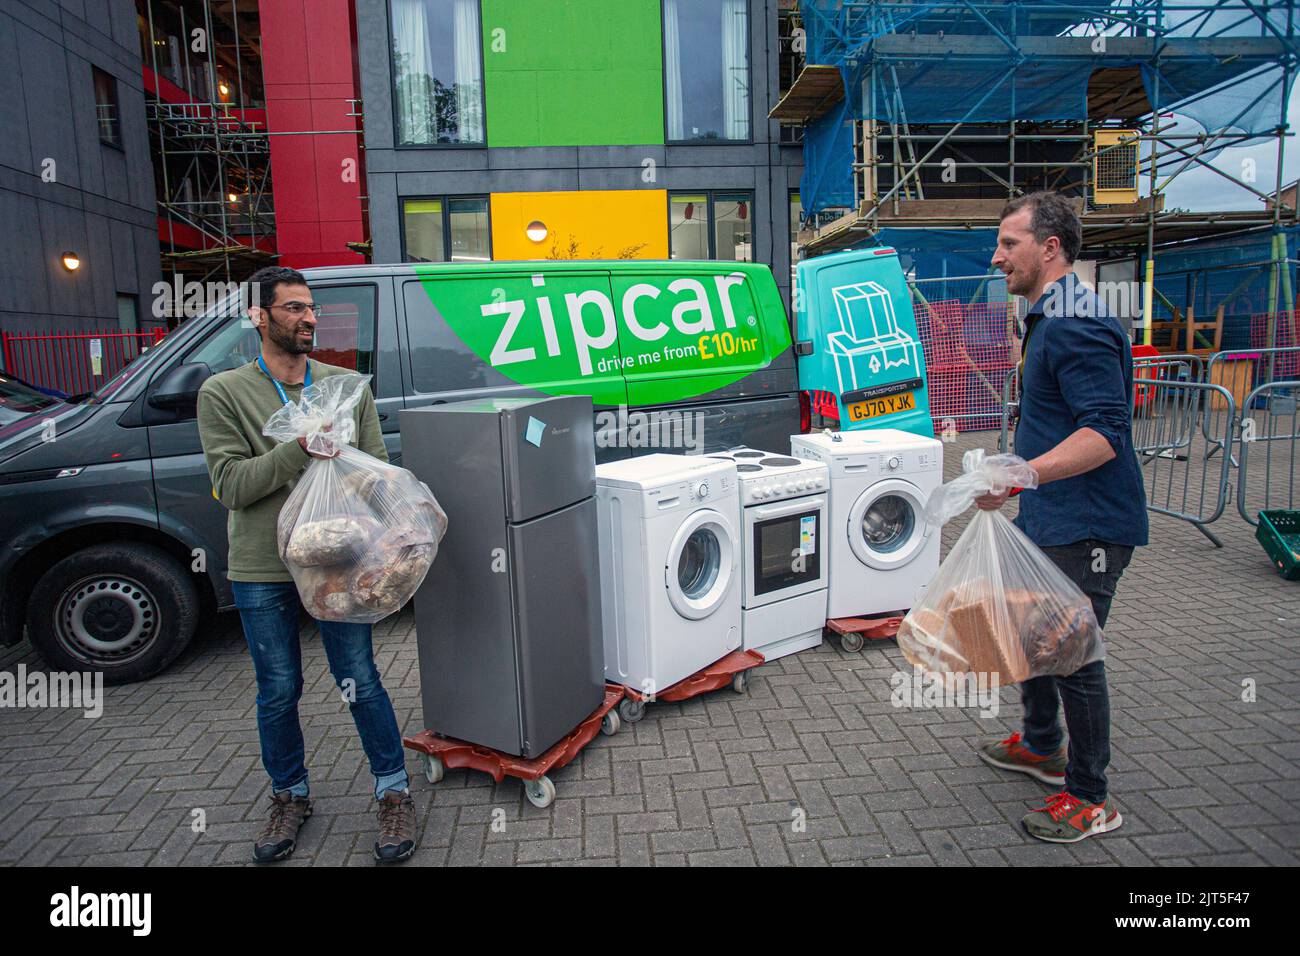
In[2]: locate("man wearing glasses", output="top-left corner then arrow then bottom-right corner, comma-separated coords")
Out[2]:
197,266 -> 418,863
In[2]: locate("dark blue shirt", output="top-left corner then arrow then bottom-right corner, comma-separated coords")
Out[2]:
1013,274 -> 1149,548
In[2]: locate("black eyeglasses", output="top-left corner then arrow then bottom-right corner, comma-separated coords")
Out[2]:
270,301 -> 319,316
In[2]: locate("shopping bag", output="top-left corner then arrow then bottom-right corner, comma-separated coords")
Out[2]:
897,449 -> 1104,683
264,373 -> 448,624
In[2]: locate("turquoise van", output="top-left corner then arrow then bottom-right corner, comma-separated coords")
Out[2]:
794,247 -> 934,438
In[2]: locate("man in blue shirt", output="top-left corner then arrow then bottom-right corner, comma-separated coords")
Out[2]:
975,191 -> 1148,843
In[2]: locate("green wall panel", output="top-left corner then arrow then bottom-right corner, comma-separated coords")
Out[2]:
482,0 -> 664,147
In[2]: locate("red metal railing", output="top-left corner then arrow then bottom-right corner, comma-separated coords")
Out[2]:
1,328 -> 169,396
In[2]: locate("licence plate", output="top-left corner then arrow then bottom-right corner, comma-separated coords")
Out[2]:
847,391 -> 915,422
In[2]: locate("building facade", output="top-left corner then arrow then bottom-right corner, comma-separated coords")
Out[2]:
0,0 -> 161,343
355,0 -> 803,308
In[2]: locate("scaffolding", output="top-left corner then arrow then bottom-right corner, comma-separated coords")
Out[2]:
778,1 -> 1300,335
139,0 -> 276,295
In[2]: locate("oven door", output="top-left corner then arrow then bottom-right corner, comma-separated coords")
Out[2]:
743,494 -> 828,608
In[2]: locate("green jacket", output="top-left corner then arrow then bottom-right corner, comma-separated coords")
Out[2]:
197,358 -> 387,582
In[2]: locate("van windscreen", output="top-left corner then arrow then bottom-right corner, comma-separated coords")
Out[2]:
0,374 -> 61,427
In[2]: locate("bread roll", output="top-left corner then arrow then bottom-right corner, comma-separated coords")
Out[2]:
297,565 -> 358,620
285,515 -> 378,567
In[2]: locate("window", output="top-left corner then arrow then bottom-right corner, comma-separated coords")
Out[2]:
790,192 -> 802,264
186,285 -> 377,379
402,197 -> 491,262
663,0 -> 750,142
117,294 -> 139,333
390,0 -> 485,145
310,286 -> 378,374
402,281 -> 515,394
669,192 -> 753,261
777,8 -> 804,145
713,194 -> 752,262
93,67 -> 121,147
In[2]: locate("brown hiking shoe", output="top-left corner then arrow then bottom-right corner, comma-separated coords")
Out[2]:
253,792 -> 312,862
374,789 -> 418,863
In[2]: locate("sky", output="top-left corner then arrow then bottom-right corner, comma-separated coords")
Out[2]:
1160,83 -> 1300,212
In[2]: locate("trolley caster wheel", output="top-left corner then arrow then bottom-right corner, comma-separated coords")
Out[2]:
618,698 -> 646,723
601,710 -> 621,736
839,631 -> 865,653
422,753 -> 444,785
731,671 -> 749,694
523,775 -> 556,809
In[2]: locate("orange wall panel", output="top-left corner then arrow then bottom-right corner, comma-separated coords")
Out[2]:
490,190 -> 668,261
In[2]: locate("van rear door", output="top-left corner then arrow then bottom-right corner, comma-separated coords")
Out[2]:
397,267 -> 631,460
795,247 -> 934,438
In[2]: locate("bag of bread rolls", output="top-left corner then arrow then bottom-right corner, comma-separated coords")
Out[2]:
897,449 -> 1103,684
265,374 -> 448,624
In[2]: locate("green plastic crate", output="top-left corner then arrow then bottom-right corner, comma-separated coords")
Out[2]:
1256,510 -> 1300,581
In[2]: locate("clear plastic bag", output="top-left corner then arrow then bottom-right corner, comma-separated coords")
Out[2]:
898,449 -> 1104,683
264,373 -> 448,624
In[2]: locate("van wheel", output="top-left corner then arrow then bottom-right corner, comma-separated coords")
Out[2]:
26,543 -> 199,685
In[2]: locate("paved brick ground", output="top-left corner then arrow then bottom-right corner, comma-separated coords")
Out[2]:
1,431 -> 1297,866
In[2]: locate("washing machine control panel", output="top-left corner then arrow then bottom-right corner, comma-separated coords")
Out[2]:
682,473 -> 734,502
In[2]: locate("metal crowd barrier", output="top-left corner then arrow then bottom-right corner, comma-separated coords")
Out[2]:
1205,347 -> 1300,464
1236,380 -> 1300,526
998,344 -> 1298,543
1131,378 -> 1237,547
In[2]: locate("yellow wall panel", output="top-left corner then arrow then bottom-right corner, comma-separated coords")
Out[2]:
490,190 -> 669,261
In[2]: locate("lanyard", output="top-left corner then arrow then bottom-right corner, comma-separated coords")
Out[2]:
1018,313 -> 1040,380
257,356 -> 310,406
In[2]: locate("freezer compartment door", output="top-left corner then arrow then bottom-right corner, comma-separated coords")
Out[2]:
501,396 -> 596,522
508,497 -> 606,757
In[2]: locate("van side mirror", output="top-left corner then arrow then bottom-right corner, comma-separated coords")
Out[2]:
149,362 -> 211,411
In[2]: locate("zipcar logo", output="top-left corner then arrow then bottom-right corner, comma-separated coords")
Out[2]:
485,273 -> 751,376
50,886 -> 151,936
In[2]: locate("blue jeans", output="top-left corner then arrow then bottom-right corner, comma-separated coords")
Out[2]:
1020,539 -> 1134,805
231,581 -> 408,800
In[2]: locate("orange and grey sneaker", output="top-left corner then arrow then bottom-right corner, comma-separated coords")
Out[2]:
978,732 -> 1066,785
1023,791 -> 1123,843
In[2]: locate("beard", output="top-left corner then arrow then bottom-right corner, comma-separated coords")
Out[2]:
1004,262 -> 1041,298
267,317 -> 314,355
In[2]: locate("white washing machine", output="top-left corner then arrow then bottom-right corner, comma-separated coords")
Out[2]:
791,429 -> 943,619
595,454 -> 742,696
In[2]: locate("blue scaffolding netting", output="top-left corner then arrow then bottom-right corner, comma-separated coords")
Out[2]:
798,0 -> 1300,216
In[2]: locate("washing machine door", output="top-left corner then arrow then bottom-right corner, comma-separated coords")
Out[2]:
848,478 -> 929,571
665,508 -> 737,621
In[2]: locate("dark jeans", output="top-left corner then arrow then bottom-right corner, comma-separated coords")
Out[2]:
231,581 -> 408,800
1020,539 -> 1134,804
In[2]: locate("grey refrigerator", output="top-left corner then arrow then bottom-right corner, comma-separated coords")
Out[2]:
399,395 -> 605,758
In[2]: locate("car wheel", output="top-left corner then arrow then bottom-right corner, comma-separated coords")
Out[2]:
26,543 -> 199,685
